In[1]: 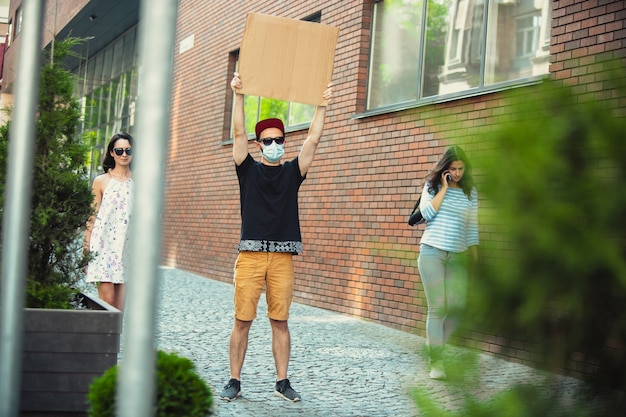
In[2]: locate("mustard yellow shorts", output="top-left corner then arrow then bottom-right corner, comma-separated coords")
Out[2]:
233,251 -> 294,321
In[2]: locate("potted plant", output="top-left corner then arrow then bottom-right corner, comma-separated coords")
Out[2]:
0,37 -> 122,416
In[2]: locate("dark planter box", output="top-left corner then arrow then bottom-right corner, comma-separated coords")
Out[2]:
20,294 -> 122,417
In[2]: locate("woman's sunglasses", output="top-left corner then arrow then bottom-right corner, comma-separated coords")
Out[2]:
113,147 -> 133,156
257,137 -> 285,146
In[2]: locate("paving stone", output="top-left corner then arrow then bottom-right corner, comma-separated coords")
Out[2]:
118,267 -> 598,416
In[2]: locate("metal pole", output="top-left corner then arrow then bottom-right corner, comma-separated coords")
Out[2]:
116,0 -> 178,416
0,1 -> 45,416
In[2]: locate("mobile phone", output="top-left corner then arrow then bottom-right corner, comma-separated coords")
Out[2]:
445,174 -> 452,182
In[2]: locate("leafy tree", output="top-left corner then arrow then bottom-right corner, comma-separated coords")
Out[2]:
0,37 -> 93,308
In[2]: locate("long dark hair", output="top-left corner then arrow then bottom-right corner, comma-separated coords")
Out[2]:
425,145 -> 475,199
102,132 -> 133,172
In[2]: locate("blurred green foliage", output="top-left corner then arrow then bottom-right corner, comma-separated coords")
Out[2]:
413,61 -> 626,415
472,63 -> 626,397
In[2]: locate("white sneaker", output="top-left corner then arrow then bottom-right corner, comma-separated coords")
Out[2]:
429,360 -> 447,380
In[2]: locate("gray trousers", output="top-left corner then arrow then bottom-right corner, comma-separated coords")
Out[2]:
417,244 -> 468,356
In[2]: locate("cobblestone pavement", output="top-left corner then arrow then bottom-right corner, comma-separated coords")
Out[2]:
148,267 -> 590,417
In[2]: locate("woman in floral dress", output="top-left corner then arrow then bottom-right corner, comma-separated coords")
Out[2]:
84,133 -> 134,310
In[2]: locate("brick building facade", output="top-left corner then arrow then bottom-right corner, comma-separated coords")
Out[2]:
1,0 -> 624,375
162,0 -> 625,361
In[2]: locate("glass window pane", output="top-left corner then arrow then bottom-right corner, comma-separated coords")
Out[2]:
73,26 -> 139,179
85,93 -> 97,129
97,127 -> 107,153
112,38 -> 124,79
129,68 -> 139,99
90,145 -> 102,179
92,87 -> 107,126
243,95 -> 260,135
15,7 -> 23,37
288,102 -> 315,126
422,0 -> 454,98
367,0 -> 423,109
121,116 -> 130,133
484,0 -> 550,85
93,54 -> 104,86
74,64 -> 85,97
108,79 -> 119,125
259,97 -> 288,124
118,74 -> 131,123
239,92 -> 311,136
85,58 -> 96,95
438,0 -> 485,95
102,47 -> 113,83
123,28 -> 137,73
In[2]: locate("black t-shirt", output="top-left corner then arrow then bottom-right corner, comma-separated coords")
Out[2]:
236,153 -> 305,254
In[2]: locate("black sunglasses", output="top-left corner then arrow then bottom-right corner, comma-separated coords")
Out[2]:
113,147 -> 133,156
257,137 -> 285,146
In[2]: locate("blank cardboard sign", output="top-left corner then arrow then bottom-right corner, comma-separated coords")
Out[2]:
238,13 -> 339,106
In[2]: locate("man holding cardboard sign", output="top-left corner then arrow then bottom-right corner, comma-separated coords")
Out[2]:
221,72 -> 333,403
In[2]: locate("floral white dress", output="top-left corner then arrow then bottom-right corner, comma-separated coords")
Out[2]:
86,177 -> 133,284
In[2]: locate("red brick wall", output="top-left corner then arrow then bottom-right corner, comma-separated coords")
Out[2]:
551,0 -> 625,85
162,0 -> 626,369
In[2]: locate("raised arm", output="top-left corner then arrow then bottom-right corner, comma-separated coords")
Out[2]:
231,72 -> 249,166
298,83 -> 334,176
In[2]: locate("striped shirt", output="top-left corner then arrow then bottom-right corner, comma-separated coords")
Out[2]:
419,182 -> 479,253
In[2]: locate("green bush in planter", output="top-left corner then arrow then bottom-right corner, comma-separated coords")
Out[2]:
87,350 -> 213,417
0,37 -> 94,308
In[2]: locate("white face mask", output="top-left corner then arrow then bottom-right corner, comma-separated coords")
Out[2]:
262,142 -> 285,163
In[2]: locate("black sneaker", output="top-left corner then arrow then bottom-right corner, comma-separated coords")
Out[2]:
274,378 -> 301,402
220,378 -> 242,401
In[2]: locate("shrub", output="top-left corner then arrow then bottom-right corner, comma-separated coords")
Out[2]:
470,65 -> 626,401
87,350 -> 213,417
412,61 -> 626,416
0,37 -> 93,308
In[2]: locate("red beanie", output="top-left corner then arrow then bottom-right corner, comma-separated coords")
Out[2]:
255,118 -> 285,139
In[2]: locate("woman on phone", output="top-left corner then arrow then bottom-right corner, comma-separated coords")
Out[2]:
417,145 -> 479,379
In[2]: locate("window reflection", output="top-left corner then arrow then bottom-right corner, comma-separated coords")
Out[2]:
367,0 -> 551,110
367,0 -> 423,109
73,27 -> 139,180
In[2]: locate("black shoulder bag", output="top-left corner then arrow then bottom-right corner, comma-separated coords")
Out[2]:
408,196 -> 425,226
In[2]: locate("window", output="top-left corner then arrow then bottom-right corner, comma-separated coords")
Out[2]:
366,0 -> 551,111
234,54 -> 317,137
74,27 -> 139,180
13,6 -> 22,40
230,13 -> 322,140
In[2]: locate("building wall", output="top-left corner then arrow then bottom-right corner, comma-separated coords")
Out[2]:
162,0 -> 626,373
1,0 -> 89,92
